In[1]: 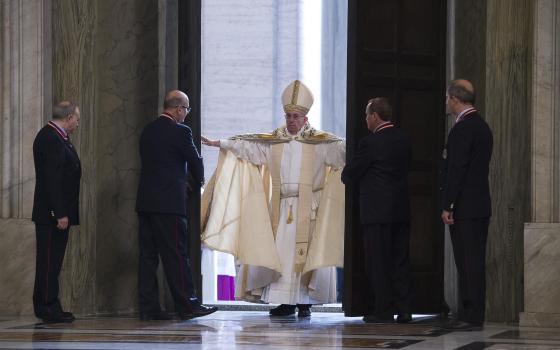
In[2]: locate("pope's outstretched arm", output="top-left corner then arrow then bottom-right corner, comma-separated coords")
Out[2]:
202,135 -> 269,165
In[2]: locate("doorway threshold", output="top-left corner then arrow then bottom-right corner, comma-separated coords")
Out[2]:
206,300 -> 343,313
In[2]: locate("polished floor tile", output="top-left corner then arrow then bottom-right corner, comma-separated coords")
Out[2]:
490,330 -> 560,341
0,312 -> 558,349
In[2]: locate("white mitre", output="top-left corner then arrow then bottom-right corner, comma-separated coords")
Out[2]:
282,80 -> 314,115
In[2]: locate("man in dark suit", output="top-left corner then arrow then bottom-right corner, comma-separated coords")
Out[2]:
32,101 -> 81,323
136,90 -> 217,321
441,79 -> 493,331
342,97 -> 413,324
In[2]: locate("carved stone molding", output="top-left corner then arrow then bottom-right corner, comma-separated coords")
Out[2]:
0,0 -> 51,316
531,0 -> 560,223
0,0 -> 51,219
521,0 -> 560,328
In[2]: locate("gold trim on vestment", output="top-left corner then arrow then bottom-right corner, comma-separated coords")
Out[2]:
291,80 -> 300,105
228,123 -> 342,145
269,144 -> 283,238
294,143 -> 315,272
283,104 -> 310,115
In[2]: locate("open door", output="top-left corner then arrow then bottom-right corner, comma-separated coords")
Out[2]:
344,0 -> 447,316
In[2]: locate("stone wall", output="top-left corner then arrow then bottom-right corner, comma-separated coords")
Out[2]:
0,0 -> 52,316
484,0 -> 532,323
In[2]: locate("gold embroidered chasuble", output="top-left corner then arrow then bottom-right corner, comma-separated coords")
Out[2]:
201,124 -> 345,301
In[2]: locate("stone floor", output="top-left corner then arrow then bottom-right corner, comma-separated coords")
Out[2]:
0,311 -> 559,349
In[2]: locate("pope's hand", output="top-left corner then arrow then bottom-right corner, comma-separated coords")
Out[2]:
201,136 -> 220,147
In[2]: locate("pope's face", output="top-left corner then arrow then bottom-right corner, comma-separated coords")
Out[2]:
285,112 -> 308,134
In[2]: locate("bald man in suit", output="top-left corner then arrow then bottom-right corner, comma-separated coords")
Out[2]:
441,79 -> 493,331
136,90 -> 217,321
32,101 -> 81,323
342,97 -> 413,324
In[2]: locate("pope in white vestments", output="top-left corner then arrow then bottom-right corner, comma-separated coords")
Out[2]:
201,80 -> 345,317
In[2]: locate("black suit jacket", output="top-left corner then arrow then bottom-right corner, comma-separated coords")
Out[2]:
342,127 -> 411,224
441,112 -> 493,219
32,124 -> 81,225
136,116 -> 204,216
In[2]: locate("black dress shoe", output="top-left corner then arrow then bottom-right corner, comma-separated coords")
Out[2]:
140,311 -> 173,321
41,312 -> 75,324
297,304 -> 311,318
61,311 -> 75,320
363,314 -> 394,323
443,320 -> 483,331
396,313 -> 412,323
179,304 -> 218,320
269,304 -> 296,316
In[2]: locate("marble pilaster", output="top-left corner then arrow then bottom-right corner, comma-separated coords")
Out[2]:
520,0 -> 560,328
94,0 -> 160,314
520,223 -> 560,327
0,0 -> 50,218
449,0 -> 532,323
484,0 -> 532,323
52,0 -> 97,316
531,0 -> 560,223
0,0 -> 51,316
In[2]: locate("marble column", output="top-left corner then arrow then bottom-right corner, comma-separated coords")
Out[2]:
94,0 -> 160,314
51,0 -> 97,316
0,0 -> 52,315
519,0 -> 560,328
450,0 -> 532,323
484,0 -> 532,323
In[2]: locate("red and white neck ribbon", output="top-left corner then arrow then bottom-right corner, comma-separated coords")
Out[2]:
455,107 -> 476,123
160,112 -> 176,123
47,121 -> 68,140
374,121 -> 394,133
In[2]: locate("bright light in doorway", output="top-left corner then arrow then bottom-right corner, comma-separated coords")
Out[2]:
300,0 -> 322,129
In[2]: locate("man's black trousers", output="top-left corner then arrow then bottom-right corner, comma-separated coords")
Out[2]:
33,223 -> 69,318
138,213 -> 197,314
449,217 -> 489,325
362,222 -> 413,319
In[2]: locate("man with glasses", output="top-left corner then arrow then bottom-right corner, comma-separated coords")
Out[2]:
201,80 -> 345,317
136,90 -> 217,321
